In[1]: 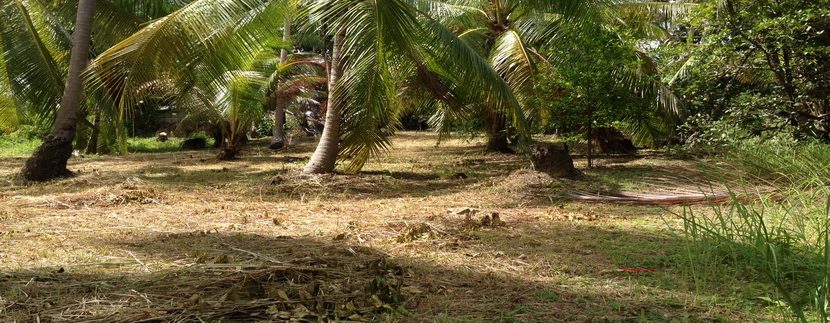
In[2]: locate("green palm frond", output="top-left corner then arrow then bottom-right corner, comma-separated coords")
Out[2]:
667,53 -> 695,85
177,70 -> 266,142
614,1 -> 696,22
490,29 -> 537,94
619,109 -> 670,147
259,54 -> 326,98
416,10 -> 530,139
88,0 -> 288,152
28,0 -> 148,53
108,0 -> 192,21
0,1 -> 66,125
88,0 -> 287,115
310,0 -> 528,171
615,65 -> 684,121
0,74 -> 22,132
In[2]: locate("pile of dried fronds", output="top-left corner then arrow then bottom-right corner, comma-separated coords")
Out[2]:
0,244 -> 410,322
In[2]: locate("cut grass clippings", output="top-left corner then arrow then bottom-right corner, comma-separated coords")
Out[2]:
0,132 -> 778,321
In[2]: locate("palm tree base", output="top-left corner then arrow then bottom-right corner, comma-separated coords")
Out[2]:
21,137 -> 75,182
486,136 -> 514,154
217,148 -> 240,160
269,139 -> 285,150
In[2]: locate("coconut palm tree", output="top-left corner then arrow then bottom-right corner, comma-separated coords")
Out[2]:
413,0 -> 610,152
0,0 -> 201,179
20,0 -> 97,181
270,17 -> 293,150
421,0 -> 688,152
302,31 -> 344,173
265,52 -> 328,150
0,0 -> 189,132
86,0 -> 526,175
300,0 -> 535,173
87,0 -> 290,155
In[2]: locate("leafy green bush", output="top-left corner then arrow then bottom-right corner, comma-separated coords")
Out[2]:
8,124 -> 48,140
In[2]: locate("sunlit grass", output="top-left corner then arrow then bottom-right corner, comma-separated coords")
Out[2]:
0,135 -> 217,158
127,136 -> 215,153
0,137 -> 40,157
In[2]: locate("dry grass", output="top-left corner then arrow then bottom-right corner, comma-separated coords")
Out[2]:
0,132 -> 772,322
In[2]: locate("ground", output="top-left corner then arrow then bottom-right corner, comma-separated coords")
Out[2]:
0,132 -> 773,322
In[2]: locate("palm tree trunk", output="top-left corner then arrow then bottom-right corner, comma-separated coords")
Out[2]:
486,111 -> 513,153
85,111 -> 101,154
218,122 -> 238,160
270,99 -> 287,149
270,18 -> 291,150
21,0 -> 96,182
303,31 -> 344,174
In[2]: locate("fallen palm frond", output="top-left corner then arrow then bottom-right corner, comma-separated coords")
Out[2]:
1,240 -> 410,322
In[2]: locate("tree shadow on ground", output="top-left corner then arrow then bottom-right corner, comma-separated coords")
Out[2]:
0,226 -> 759,322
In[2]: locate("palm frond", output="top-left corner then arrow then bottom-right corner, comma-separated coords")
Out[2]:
87,0 -> 288,152
0,1 -> 66,125
619,110 -> 670,147
490,29 -> 537,94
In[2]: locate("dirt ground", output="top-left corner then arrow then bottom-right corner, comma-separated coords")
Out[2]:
0,132 -> 770,322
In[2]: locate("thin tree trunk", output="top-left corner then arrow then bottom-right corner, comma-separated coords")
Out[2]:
270,18 -> 291,150
21,0 -> 96,182
303,31 -> 344,174
85,111 -> 101,154
586,107 -> 594,169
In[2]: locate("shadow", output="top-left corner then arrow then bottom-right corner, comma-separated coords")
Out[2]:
0,227 -> 753,322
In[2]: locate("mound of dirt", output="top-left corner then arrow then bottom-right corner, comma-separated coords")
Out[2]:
96,177 -> 163,206
497,169 -> 554,193
53,177 -> 164,208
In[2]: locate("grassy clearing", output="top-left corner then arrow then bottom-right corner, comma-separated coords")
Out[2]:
0,132 -> 782,321
0,135 -> 216,158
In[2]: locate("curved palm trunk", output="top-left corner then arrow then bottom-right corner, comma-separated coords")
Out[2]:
21,0 -> 96,182
303,32 -> 344,174
270,18 -> 291,150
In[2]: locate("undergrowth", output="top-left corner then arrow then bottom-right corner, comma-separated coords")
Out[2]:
0,136 -> 39,157
127,134 -> 215,153
677,142 -> 830,322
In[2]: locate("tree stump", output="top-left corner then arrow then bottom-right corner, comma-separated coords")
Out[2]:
530,143 -> 579,178
592,127 -> 637,155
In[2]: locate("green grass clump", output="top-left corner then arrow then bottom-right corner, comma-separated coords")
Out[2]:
127,134 -> 215,153
677,142 -> 830,322
0,136 -> 40,157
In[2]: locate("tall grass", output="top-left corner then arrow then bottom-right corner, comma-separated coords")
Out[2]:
678,141 -> 830,322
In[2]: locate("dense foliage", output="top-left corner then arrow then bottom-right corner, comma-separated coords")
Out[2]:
0,0 -> 827,163
661,0 -> 830,145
